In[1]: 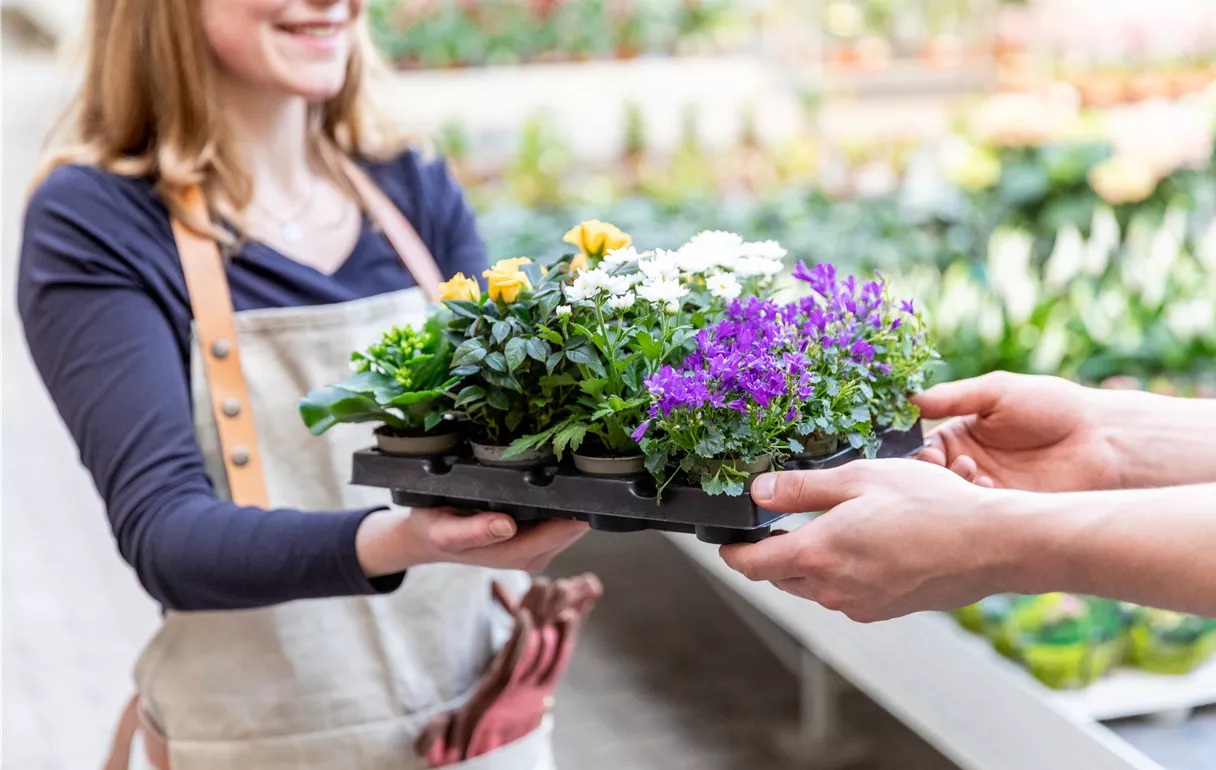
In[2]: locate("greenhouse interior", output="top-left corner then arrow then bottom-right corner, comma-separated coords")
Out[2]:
2,1 -> 1214,769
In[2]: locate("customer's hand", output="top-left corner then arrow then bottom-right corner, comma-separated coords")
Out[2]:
913,371 -> 1122,493
358,508 -> 589,578
721,460 -> 1012,623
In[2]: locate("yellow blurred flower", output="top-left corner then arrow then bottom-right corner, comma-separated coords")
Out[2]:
1088,156 -> 1158,206
568,252 -> 589,272
563,220 -> 632,262
483,258 -> 533,304
943,141 -> 1001,192
437,272 -> 480,302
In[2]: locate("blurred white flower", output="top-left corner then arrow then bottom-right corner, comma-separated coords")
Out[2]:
637,276 -> 689,305
555,305 -> 572,319
853,162 -> 899,198
733,256 -> 785,278
1141,224 -> 1182,309
969,92 -> 1075,148
738,240 -> 788,261
637,249 -> 681,282
675,244 -> 718,275
1088,156 -> 1158,206
1030,313 -> 1070,374
604,274 -> 634,296
606,292 -> 636,312
565,269 -> 610,302
1196,221 -> 1216,271
1086,207 -> 1121,275
987,229 -> 1039,324
1107,100 -> 1214,177
689,230 -> 744,250
602,246 -> 642,269
977,298 -> 1006,345
706,272 -> 742,300
940,136 -> 1001,192
1165,298 -> 1216,340
1045,226 -> 1086,290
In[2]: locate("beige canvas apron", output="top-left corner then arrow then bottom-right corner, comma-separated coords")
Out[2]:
118,173 -> 552,769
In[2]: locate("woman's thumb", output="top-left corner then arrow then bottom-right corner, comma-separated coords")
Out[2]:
431,511 -> 517,552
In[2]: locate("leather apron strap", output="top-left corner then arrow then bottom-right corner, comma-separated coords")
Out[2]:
104,163 -> 444,770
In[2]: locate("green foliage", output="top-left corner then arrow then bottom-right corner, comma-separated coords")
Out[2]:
299,314 -> 459,435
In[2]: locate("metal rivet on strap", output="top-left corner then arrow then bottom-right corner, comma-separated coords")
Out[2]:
210,339 -> 232,359
230,446 -> 251,467
221,398 -> 241,418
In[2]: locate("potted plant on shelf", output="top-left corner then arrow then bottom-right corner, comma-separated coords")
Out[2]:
442,257 -> 578,468
1127,608 -> 1216,675
298,314 -> 461,456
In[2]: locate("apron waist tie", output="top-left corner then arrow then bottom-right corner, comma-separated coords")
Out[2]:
104,694 -> 170,770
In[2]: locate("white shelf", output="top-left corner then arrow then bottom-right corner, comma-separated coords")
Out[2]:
1054,659 -> 1216,723
665,531 -> 1179,770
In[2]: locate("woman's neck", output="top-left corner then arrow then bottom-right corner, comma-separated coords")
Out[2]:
218,76 -> 315,199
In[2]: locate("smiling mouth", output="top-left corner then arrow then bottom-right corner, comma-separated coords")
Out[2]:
275,21 -> 346,39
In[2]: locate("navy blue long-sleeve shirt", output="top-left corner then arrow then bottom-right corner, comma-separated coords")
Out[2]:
17,151 -> 486,611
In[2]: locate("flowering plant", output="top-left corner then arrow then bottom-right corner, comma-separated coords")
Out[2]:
299,314 -> 460,436
441,256 -> 579,445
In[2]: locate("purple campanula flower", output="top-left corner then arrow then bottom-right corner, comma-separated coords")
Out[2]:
900,299 -> 915,314
891,318 -> 903,330
631,421 -> 650,441
849,338 -> 875,363
875,363 -> 893,375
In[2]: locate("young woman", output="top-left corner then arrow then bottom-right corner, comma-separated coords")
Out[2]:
18,1 -> 590,767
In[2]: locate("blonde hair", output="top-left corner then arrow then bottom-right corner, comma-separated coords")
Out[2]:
36,0 -> 412,237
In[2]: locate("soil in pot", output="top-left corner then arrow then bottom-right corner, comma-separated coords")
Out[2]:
471,442 -> 556,469
793,434 -> 839,459
375,425 -> 462,457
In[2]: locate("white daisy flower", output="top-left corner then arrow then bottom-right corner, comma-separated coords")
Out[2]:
637,276 -> 689,305
555,305 -> 572,318
602,246 -> 642,268
606,291 -> 636,312
739,240 -> 788,261
637,249 -> 682,282
733,256 -> 785,278
706,272 -> 742,300
604,274 -> 635,296
689,230 -> 744,250
565,268 -> 610,302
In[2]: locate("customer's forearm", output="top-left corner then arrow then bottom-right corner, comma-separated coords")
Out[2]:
1097,389 -> 1216,488
997,484 -> 1216,615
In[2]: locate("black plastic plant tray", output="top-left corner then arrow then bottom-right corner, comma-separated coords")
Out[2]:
352,421 -> 924,545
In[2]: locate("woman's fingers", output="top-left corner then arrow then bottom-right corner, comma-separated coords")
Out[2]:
426,509 -> 517,553
949,455 -> 980,483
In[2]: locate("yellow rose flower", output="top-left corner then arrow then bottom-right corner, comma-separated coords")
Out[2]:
1088,156 -> 1158,206
437,272 -> 480,302
563,220 -> 632,262
568,252 -> 589,273
483,259 -> 533,304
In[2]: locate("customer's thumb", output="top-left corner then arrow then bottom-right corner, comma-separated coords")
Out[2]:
911,372 -> 1006,420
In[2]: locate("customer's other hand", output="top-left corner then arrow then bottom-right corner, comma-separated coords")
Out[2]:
913,371 -> 1121,493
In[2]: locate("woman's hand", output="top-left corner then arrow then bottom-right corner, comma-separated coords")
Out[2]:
912,371 -> 1123,492
721,460 -> 1017,623
358,508 -> 589,578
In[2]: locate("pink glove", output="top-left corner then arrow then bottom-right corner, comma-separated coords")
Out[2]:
417,575 -> 602,767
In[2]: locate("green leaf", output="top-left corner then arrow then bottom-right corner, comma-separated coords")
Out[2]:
546,351 -> 565,375
564,345 -> 598,366
538,291 -> 562,320
487,389 -> 511,411
702,472 -> 730,496
451,365 -> 481,377
482,301 -> 502,320
505,409 -> 524,434
694,428 -> 726,457
538,326 -> 564,345
570,323 -> 607,354
521,262 -> 544,288
424,411 -> 446,432
849,405 -> 871,423
444,300 -> 480,320
539,373 -> 578,388
553,422 -> 588,457
607,395 -> 627,411
525,337 -> 551,363
484,351 -> 508,372
578,378 -> 609,398
388,390 -> 442,406
635,331 -> 662,361
451,339 -> 487,368
504,337 -> 528,372
298,387 -> 348,435
454,385 -> 485,407
492,320 -> 511,344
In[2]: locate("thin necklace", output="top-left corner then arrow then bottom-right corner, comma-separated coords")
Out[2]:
252,177 -> 317,245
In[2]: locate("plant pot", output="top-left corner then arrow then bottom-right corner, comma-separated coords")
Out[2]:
573,453 -> 646,477
794,435 -> 839,460
1128,626 -> 1216,675
471,442 -> 556,469
693,455 -> 774,482
1018,642 -> 1090,690
375,426 -> 461,457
